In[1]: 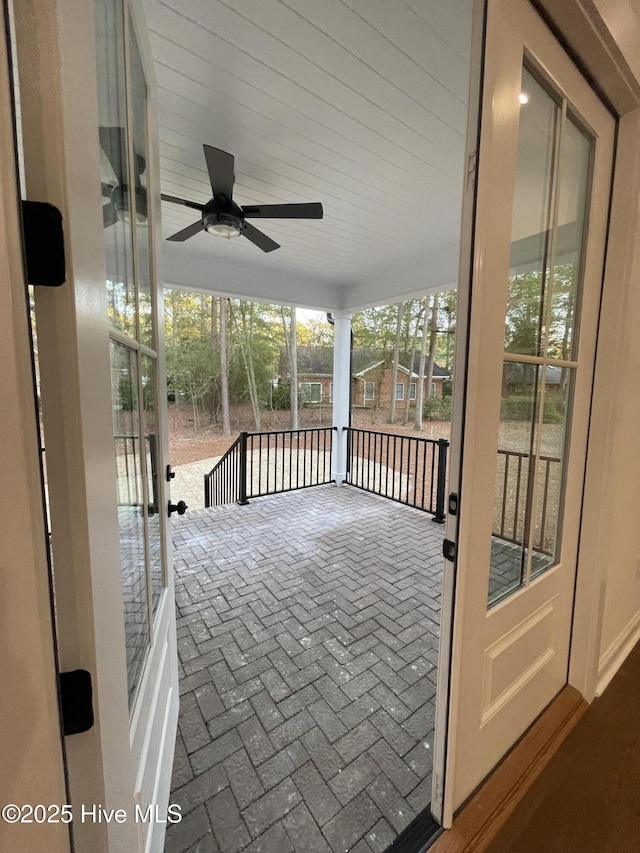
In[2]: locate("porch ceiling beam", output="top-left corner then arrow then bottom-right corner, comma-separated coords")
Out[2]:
342,244 -> 459,310
162,240 -> 459,312
162,241 -> 344,312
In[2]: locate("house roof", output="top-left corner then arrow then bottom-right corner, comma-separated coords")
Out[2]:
283,347 -> 451,380
407,352 -> 450,378
355,352 -> 450,379
284,346 -> 384,377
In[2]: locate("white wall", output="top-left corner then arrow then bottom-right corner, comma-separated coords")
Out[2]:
594,117 -> 640,689
588,0 -> 640,685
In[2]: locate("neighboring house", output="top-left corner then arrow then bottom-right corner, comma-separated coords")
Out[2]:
503,362 -> 564,393
280,346 -> 385,406
281,347 -> 450,408
353,351 -> 451,408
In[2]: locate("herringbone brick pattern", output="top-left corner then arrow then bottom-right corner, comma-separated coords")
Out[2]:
165,485 -> 444,853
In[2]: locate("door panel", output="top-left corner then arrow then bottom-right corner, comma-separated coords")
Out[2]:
14,1 -> 178,850
0,14 -> 69,852
444,0 -> 614,813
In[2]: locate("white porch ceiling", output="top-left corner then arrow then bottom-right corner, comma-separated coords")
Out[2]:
144,0 -> 473,310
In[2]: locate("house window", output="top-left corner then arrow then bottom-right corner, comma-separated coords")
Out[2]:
431,382 -> 437,396
396,382 -> 404,401
410,382 -> 417,400
300,382 -> 322,403
365,381 -> 375,401
329,382 -> 333,402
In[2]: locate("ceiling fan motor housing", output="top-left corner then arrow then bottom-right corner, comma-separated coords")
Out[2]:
203,198 -> 244,238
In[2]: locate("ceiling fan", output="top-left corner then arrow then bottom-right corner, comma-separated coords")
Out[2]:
99,126 -> 148,228
161,145 -> 323,253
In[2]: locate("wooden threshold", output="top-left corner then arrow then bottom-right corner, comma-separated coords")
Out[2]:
430,685 -> 587,853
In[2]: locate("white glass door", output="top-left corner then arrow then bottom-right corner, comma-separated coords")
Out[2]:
14,1 -> 178,850
442,0 -> 614,817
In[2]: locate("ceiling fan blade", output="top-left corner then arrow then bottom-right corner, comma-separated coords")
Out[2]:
161,193 -> 205,211
242,222 -> 280,253
99,126 -> 145,181
204,145 -> 235,200
167,220 -> 204,242
103,202 -> 118,229
242,202 -> 323,219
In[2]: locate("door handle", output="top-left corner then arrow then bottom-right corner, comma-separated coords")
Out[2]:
168,500 -> 188,517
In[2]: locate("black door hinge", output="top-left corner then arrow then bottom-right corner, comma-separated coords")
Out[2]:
443,539 -> 457,562
21,200 -> 66,287
59,669 -> 94,736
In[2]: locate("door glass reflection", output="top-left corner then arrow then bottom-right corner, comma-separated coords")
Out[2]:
141,354 -> 163,612
110,339 -> 149,701
488,63 -> 594,607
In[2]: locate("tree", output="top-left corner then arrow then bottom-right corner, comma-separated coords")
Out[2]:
403,301 -> 425,425
230,301 -> 262,429
423,294 -> 440,425
297,315 -> 332,348
280,306 -> 300,428
219,298 -> 231,435
352,304 -> 399,350
414,295 -> 432,430
166,339 -> 217,431
437,289 -> 457,370
389,303 -> 403,424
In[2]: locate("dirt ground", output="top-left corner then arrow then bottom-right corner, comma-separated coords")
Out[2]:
168,402 -> 452,466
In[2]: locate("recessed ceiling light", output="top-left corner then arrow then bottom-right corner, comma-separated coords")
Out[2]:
519,92 -> 530,105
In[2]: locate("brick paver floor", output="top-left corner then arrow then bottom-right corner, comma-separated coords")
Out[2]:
165,484 -> 445,853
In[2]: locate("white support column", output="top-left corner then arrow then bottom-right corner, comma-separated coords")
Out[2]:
331,310 -> 353,485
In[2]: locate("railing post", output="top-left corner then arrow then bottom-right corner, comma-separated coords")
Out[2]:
434,438 -> 448,523
204,474 -> 211,509
238,431 -> 249,505
345,426 -> 351,480
331,310 -> 353,485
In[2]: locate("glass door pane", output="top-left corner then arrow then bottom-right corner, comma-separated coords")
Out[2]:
96,0 -> 135,337
488,63 -> 594,606
128,20 -> 154,349
110,339 -> 149,701
505,67 -> 559,358
141,353 -> 163,612
97,0 -> 167,702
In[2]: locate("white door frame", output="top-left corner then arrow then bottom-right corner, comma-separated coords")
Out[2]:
430,0 -> 487,824
0,15 -> 69,852
16,1 -> 140,848
442,0 -> 616,820
434,0 -> 640,827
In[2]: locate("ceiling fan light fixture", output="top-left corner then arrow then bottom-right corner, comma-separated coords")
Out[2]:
113,184 -> 148,226
204,210 -> 242,239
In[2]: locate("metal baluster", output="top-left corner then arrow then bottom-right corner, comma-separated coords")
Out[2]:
434,439 -> 448,523
514,454 -> 523,543
500,452 -> 509,539
540,458 -> 552,554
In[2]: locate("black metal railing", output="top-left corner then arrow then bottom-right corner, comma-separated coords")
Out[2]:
345,427 -> 448,521
114,433 -> 159,513
204,427 -> 335,508
204,434 -> 242,508
494,448 -> 562,555
114,434 -> 142,507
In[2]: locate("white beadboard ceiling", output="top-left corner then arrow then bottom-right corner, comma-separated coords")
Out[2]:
144,0 -> 473,310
